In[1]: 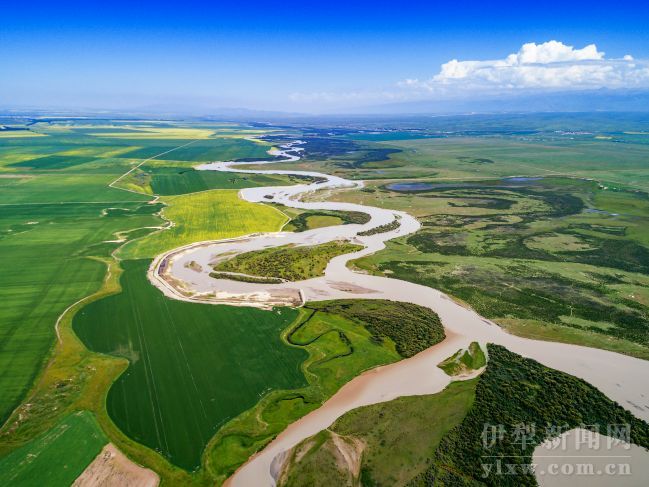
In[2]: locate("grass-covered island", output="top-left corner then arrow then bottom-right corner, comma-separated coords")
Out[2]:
212,240 -> 363,281
438,341 -> 487,376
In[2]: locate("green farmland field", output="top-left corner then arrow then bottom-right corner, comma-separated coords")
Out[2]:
118,136 -> 271,162
147,167 -> 296,195
73,259 -> 308,470
119,189 -> 288,259
0,121 -> 294,481
0,197 -> 160,424
0,411 -> 106,487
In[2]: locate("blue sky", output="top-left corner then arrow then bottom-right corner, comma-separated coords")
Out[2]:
3,0 -> 649,113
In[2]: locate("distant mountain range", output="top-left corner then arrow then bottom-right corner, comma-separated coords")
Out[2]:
2,89 -> 649,119
356,89 -> 649,115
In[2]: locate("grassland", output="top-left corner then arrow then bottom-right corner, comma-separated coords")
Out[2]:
281,208 -> 370,232
287,127 -> 649,190
307,299 -> 445,358
352,177 -> 649,358
0,411 -> 107,487
279,379 -> 477,487
119,190 -> 288,259
213,241 -> 362,281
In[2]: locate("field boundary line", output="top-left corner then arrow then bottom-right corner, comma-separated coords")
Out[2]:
108,139 -> 201,194
0,201 -> 148,206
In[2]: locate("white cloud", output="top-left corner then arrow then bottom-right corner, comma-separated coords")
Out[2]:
287,41 -> 649,111
402,41 -> 649,92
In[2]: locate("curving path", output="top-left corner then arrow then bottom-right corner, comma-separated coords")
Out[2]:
146,140 -> 649,486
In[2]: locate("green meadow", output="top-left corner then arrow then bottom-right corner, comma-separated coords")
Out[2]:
0,411 -> 106,487
437,342 -> 486,376
279,207 -> 370,232
279,379 -> 477,487
280,120 -> 649,190
352,176 -> 649,357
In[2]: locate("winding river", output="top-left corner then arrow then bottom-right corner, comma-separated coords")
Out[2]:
147,140 -> 649,486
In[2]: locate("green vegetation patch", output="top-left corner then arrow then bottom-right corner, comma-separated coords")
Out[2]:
11,155 -> 98,170
279,379 -> 477,487
279,430 -> 361,487
524,232 -> 595,252
282,344 -> 649,486
147,167 -> 296,195
374,256 -> 649,351
438,342 -> 487,376
213,240 -> 362,282
0,411 -> 107,487
355,177 -> 649,355
415,344 -> 649,485
306,299 -> 445,358
208,271 -> 284,284
283,209 -> 371,232
73,259 -> 308,470
119,137 -> 271,162
357,217 -> 400,236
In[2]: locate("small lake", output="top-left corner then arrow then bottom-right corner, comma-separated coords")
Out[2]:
584,208 -> 619,216
385,182 -> 435,191
503,177 -> 543,183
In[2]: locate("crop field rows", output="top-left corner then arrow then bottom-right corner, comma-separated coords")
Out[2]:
73,259 -> 308,470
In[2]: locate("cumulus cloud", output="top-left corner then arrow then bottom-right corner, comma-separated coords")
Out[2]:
401,40 -> 649,92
